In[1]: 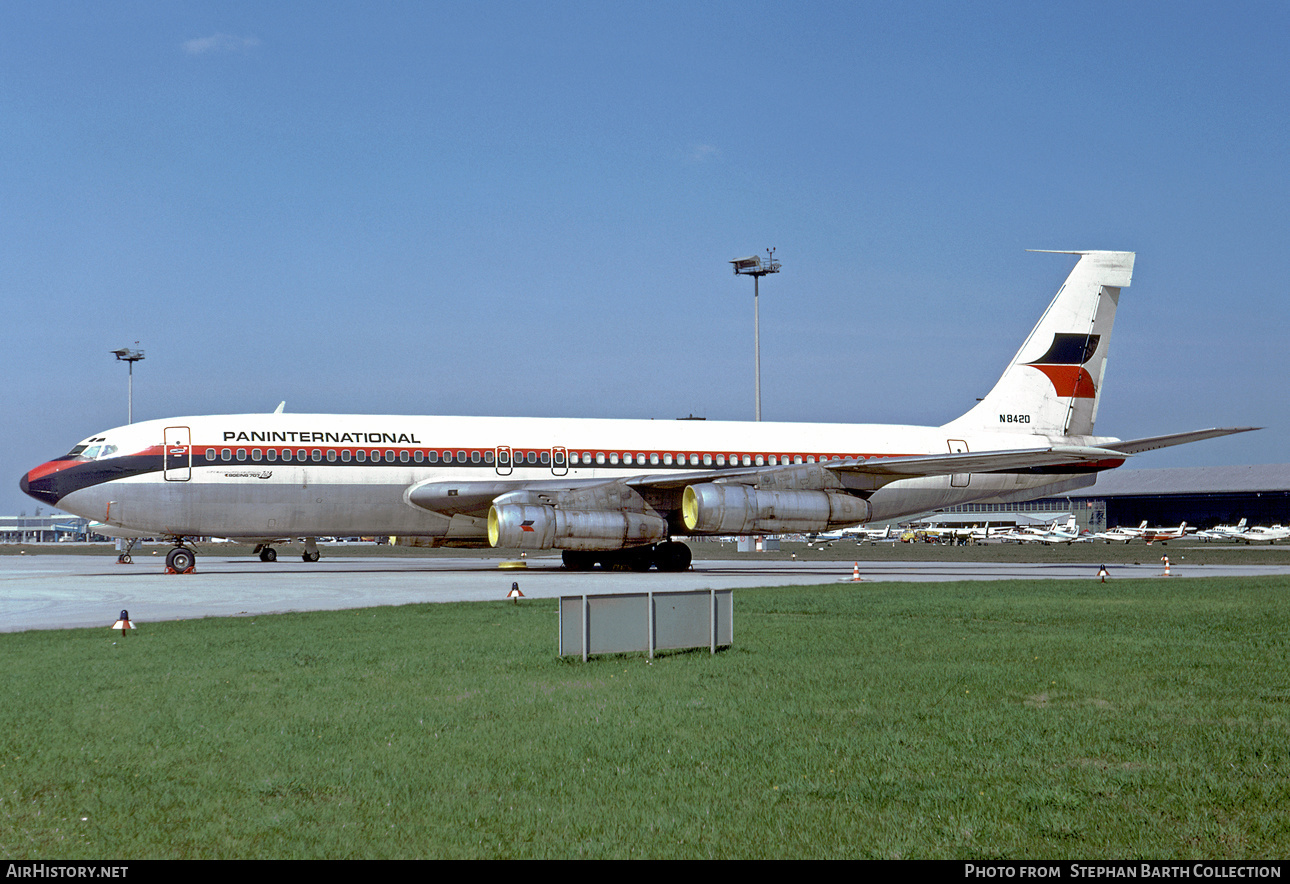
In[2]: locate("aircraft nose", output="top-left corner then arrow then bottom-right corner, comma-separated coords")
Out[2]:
20,460 -> 69,508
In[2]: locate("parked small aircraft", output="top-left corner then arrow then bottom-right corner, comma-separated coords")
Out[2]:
1235,525 -> 1289,544
1141,522 -> 1192,545
1092,520 -> 1149,544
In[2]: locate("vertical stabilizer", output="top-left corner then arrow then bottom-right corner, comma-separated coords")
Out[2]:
944,250 -> 1134,438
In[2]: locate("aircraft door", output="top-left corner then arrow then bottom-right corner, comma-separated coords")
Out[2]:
947,439 -> 969,488
551,446 -> 568,476
164,426 -> 192,482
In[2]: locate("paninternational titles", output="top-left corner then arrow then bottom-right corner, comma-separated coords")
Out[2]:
963,863 -> 1286,879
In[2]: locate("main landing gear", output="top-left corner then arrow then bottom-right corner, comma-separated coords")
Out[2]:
252,538 -> 321,563
561,541 -> 692,573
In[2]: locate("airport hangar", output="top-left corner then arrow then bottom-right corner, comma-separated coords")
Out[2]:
928,464 -> 1290,534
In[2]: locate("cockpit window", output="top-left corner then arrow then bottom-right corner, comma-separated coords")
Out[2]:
70,443 -> 120,461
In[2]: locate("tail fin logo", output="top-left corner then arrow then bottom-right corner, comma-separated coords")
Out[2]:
1026,333 -> 1100,398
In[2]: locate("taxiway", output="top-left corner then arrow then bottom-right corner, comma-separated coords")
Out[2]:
4,553 -> 1290,633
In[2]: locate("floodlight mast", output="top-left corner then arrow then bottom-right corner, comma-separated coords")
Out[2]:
111,346 -> 144,424
730,248 -> 781,421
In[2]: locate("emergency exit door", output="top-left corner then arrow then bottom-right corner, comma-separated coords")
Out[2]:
947,439 -> 970,488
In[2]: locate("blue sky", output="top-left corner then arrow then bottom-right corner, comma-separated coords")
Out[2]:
3,1 -> 1286,516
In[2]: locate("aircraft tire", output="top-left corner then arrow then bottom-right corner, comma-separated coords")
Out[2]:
655,541 -> 692,572
562,550 -> 596,571
259,547 -> 277,563
302,549 -> 320,563
625,547 -> 654,572
166,547 -> 195,573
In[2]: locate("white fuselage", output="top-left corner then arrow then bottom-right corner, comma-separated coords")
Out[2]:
48,412 -> 1113,543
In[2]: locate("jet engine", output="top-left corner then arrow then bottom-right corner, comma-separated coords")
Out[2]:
488,503 -> 669,551
681,483 -> 872,535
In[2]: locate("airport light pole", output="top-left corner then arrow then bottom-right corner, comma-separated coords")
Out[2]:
111,346 -> 144,424
730,249 -> 781,421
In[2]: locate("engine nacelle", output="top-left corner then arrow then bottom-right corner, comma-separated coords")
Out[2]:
487,503 -> 669,551
681,483 -> 872,535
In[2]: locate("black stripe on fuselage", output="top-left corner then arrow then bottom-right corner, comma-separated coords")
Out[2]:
21,455 -> 165,506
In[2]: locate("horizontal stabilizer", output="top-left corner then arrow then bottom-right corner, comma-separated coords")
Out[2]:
1102,427 -> 1261,454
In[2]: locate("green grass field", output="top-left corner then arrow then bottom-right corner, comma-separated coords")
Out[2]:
3,576 -> 1289,859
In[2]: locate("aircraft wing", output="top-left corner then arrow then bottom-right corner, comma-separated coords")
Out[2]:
809,445 -> 1127,492
405,444 -> 1130,518
613,445 -> 1131,493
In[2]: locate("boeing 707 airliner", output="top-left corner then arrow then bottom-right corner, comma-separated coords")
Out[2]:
20,251 -> 1255,573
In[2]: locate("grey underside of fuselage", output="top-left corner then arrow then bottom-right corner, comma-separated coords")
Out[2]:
64,468 -> 1089,542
